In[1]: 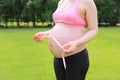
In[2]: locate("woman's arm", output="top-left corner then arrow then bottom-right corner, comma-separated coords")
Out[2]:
63,0 -> 98,53
76,0 -> 98,45
33,30 -> 52,42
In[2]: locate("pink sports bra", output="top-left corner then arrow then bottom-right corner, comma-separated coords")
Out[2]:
53,0 -> 86,28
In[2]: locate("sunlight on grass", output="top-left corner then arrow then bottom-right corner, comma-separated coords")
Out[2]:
0,22 -> 54,28
0,27 -> 120,80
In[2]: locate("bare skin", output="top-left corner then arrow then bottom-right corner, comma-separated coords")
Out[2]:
33,0 -> 98,58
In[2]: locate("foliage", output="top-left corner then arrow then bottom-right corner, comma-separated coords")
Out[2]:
0,0 -> 120,28
94,0 -> 120,26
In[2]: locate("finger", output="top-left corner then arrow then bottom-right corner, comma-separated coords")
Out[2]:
33,33 -> 42,39
33,34 -> 41,40
63,43 -> 70,50
64,46 -> 73,52
38,33 -> 44,37
34,36 -> 39,41
33,33 -> 39,39
37,36 -> 45,42
63,46 -> 72,54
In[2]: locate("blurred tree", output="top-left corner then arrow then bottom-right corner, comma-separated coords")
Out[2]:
0,0 -> 119,28
95,0 -> 120,26
13,0 -> 28,27
0,0 -> 28,27
0,0 -> 14,27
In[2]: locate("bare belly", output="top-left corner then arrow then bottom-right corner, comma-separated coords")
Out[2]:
48,24 -> 86,58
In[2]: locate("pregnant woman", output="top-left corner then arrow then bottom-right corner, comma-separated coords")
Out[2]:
33,0 -> 98,80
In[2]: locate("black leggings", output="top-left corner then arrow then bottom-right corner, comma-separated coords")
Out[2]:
54,49 -> 89,80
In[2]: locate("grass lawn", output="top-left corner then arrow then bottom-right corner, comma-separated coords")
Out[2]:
0,27 -> 120,80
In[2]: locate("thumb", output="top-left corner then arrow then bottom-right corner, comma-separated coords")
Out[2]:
63,43 -> 71,53
63,43 -> 70,50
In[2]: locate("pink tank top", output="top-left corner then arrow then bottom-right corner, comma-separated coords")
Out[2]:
53,0 -> 86,28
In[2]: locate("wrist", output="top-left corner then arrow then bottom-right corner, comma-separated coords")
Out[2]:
44,30 -> 51,36
75,39 -> 85,46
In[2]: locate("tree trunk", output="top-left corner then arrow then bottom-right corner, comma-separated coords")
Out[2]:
16,18 -> 20,28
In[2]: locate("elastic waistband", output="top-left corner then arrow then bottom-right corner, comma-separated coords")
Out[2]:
56,23 -> 85,29
65,49 -> 88,59
55,48 -> 88,60
54,48 -> 88,69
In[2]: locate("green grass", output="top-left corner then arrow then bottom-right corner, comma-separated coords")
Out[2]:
0,21 -> 54,28
0,27 -> 120,80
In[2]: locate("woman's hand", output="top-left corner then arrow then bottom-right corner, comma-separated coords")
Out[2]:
63,41 -> 82,54
33,32 -> 47,42
33,30 -> 51,42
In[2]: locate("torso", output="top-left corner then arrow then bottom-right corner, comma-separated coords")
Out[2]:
48,0 -> 87,58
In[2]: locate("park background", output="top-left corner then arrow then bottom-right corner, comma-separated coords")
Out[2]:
0,0 -> 120,80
